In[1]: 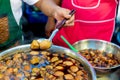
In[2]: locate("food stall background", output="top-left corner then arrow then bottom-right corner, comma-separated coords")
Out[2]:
21,3 -> 120,46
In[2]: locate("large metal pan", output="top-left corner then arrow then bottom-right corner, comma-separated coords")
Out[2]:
0,44 -> 97,80
72,39 -> 120,76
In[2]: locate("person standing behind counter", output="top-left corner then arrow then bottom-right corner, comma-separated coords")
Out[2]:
0,0 -> 74,51
45,0 -> 119,48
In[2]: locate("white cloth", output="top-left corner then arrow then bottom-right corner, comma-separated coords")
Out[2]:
10,0 -> 39,25
23,0 -> 39,5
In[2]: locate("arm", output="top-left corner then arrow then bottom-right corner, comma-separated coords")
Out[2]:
34,0 -> 70,20
43,0 -> 74,37
34,0 -> 58,17
45,17 -> 56,37
32,0 -> 74,37
45,0 -> 62,37
34,0 -> 74,24
24,0 -> 74,37
54,0 -> 62,6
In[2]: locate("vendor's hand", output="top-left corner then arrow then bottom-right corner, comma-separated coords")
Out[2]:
45,7 -> 74,37
53,7 -> 74,27
35,0 -> 74,26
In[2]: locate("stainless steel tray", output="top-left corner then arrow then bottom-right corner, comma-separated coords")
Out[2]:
97,70 -> 120,80
0,44 -> 97,80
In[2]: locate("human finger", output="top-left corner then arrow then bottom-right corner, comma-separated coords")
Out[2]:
65,14 -> 74,26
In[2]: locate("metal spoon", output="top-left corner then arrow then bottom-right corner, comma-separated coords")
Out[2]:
37,9 -> 76,49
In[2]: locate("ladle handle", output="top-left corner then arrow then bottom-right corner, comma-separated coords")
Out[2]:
48,29 -> 59,41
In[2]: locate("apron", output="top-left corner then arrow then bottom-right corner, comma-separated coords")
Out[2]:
53,0 -> 118,48
0,0 -> 22,50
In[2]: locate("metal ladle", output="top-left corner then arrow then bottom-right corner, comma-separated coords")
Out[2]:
38,9 -> 75,42
37,9 -> 76,50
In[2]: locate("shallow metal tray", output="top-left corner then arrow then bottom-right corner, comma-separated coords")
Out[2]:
0,44 -> 97,80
